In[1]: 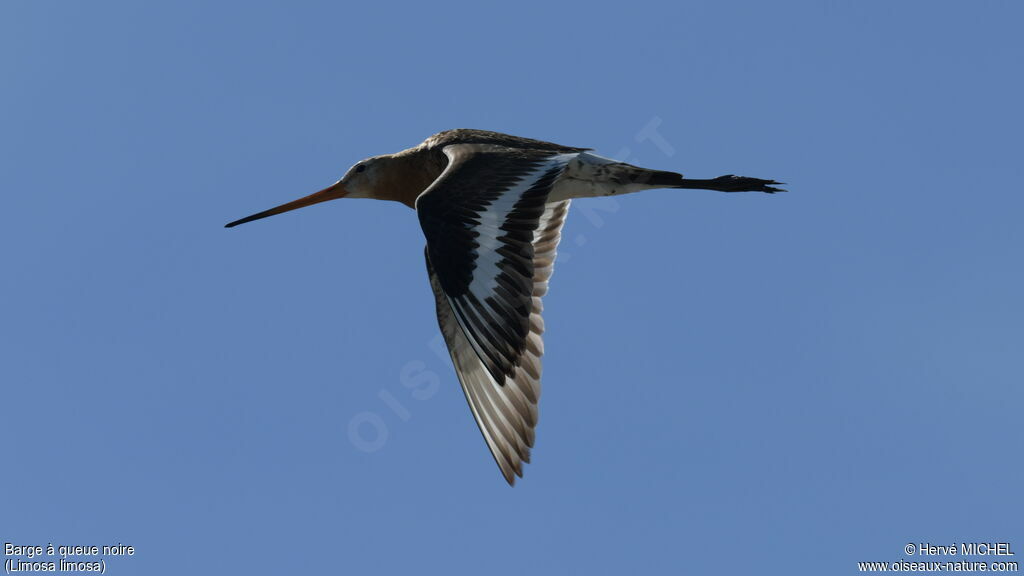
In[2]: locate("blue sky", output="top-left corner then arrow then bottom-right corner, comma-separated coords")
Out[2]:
2,1 -> 1021,574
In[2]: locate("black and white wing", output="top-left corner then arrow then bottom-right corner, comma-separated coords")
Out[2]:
417,143 -> 576,484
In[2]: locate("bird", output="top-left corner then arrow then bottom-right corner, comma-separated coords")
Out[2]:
226,129 -> 782,484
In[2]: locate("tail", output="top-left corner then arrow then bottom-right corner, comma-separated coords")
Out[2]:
643,171 -> 785,193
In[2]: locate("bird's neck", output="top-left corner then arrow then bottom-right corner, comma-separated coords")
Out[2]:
375,148 -> 446,208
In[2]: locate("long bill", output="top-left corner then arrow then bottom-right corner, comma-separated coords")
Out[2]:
225,181 -> 346,228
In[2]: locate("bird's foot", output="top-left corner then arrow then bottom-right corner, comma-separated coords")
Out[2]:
712,175 -> 786,193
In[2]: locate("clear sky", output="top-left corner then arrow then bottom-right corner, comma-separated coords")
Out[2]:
2,1 -> 1021,574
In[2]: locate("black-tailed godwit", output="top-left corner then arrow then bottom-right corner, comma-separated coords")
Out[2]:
226,129 -> 782,484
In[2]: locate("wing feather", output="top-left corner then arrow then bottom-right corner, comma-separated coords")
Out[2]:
420,149 -> 572,483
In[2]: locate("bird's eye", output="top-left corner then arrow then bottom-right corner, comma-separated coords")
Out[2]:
355,164 -> 366,173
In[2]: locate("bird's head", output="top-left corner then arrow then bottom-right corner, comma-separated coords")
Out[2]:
224,155 -> 391,228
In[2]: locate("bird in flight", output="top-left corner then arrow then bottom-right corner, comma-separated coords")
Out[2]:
226,129 -> 782,484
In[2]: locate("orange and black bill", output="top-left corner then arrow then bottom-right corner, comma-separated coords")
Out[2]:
225,182 -> 346,228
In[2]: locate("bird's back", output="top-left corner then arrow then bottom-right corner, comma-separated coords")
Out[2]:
421,129 -> 588,154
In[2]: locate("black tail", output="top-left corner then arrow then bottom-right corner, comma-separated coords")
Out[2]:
645,171 -> 785,193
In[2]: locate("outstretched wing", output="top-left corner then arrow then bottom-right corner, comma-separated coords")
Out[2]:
417,143 -> 576,483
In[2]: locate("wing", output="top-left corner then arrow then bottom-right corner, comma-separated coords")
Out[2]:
417,144 -> 576,483
424,201 -> 571,484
